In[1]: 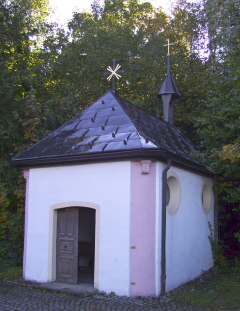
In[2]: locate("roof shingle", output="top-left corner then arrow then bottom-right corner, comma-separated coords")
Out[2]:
11,90 -> 206,171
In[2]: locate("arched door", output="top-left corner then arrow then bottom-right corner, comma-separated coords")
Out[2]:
56,207 -> 96,284
56,207 -> 78,284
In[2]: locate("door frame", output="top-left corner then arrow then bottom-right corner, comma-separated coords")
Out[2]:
48,201 -> 100,288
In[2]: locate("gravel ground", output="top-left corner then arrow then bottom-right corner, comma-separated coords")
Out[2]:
0,280 -> 204,311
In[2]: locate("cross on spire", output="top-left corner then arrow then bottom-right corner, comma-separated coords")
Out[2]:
104,58 -> 124,91
164,39 -> 174,56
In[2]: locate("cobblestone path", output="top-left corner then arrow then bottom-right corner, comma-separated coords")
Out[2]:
0,280 -> 204,311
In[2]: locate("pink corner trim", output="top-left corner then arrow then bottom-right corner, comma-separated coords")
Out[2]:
130,161 -> 156,296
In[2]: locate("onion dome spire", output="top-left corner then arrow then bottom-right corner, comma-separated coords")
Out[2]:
157,39 -> 181,124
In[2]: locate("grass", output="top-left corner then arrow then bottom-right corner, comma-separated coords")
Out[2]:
170,264 -> 240,310
0,266 -> 22,281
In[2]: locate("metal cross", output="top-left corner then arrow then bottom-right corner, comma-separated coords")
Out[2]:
104,58 -> 124,90
164,39 -> 174,56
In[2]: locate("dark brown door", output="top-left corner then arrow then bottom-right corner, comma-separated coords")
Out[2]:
56,207 -> 78,284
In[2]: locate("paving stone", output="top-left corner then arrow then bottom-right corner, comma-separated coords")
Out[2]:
0,280 -> 208,311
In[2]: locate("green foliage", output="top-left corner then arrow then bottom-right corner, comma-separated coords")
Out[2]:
0,196 -> 23,268
208,222 -> 228,271
0,0 -> 51,267
194,0 -> 240,258
0,0 -> 239,266
234,232 -> 240,243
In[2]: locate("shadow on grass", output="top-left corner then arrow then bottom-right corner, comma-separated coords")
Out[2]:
170,264 -> 240,310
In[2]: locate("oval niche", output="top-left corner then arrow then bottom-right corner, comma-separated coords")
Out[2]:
166,172 -> 181,216
202,183 -> 212,214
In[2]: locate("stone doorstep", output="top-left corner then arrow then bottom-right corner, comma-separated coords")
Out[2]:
32,281 -> 96,295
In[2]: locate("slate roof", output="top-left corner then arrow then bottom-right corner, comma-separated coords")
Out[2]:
11,90 -> 206,172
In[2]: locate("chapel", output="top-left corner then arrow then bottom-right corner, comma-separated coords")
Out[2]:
11,51 -> 215,296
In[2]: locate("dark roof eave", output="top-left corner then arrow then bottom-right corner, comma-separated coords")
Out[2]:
11,149 -> 212,176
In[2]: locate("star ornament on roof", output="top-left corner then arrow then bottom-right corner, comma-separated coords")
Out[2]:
106,63 -> 122,81
104,58 -> 124,91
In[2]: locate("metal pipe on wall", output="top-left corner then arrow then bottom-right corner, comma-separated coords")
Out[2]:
160,158 -> 172,296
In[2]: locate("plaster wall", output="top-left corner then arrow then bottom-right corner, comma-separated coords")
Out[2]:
130,161 -> 156,296
165,166 -> 214,292
24,161 -> 131,296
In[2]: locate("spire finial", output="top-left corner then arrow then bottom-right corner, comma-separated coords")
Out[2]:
164,39 -> 174,56
104,58 -> 124,91
157,39 -> 181,124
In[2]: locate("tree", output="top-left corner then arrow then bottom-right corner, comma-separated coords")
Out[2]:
0,0 -> 52,267
194,0 -> 240,258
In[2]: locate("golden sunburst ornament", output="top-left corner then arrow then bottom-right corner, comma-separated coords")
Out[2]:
106,63 -> 122,81
104,58 -> 124,91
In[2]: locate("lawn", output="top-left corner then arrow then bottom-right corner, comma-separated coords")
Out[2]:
170,264 -> 240,310
0,266 -> 22,281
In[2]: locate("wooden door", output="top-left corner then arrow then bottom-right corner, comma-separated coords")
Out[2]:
56,207 -> 78,284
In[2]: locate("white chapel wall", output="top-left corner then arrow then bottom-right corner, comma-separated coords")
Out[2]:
165,166 -> 214,292
24,161 -> 131,296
